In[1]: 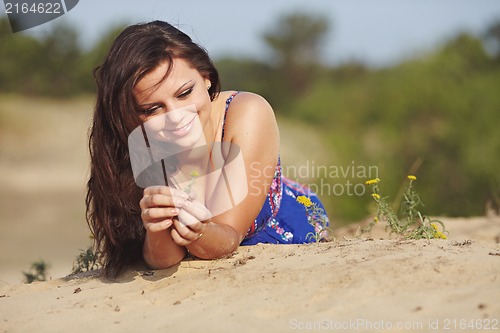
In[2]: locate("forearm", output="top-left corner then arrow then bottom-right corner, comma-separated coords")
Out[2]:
186,221 -> 241,259
143,228 -> 187,269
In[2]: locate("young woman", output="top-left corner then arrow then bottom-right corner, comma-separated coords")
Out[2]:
87,20 -> 330,278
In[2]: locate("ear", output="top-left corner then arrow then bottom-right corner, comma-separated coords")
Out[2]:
203,76 -> 211,90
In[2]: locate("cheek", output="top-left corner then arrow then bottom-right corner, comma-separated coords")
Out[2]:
193,93 -> 212,118
143,114 -> 167,133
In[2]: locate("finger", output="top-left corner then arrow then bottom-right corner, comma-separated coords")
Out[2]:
144,186 -> 189,199
144,219 -> 173,233
181,201 -> 212,222
170,228 -> 191,247
177,209 -> 198,227
177,210 -> 207,233
143,185 -> 170,195
142,207 -> 179,220
173,217 -> 202,240
140,193 -> 187,209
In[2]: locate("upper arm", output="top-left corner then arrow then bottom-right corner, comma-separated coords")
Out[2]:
211,92 -> 279,239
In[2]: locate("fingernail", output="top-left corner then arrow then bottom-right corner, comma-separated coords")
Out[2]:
171,208 -> 179,215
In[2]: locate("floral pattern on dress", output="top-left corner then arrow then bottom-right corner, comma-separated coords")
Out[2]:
267,217 -> 294,242
284,186 -> 296,199
268,159 -> 282,218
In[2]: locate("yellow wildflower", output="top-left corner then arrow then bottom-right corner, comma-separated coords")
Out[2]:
365,178 -> 381,185
407,175 -> 417,181
435,232 -> 447,239
190,170 -> 200,178
430,223 -> 447,239
374,216 -> 379,224
371,193 -> 381,200
296,195 -> 313,208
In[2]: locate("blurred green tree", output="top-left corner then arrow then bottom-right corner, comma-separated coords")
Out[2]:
484,19 -> 500,59
262,12 -> 330,106
0,19 -> 83,96
216,57 -> 274,96
290,31 -> 500,222
38,22 -> 82,96
263,12 -> 329,67
0,18 -> 43,93
77,24 -> 127,93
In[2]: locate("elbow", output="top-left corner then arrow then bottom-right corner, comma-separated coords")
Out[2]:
187,237 -> 240,260
143,251 -> 186,270
189,248 -> 238,260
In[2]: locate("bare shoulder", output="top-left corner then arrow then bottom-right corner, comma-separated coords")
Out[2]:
222,91 -> 278,138
229,91 -> 273,112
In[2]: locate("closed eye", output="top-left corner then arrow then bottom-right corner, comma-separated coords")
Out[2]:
142,105 -> 162,116
177,85 -> 194,99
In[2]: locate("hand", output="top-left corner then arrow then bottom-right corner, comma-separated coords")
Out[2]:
140,186 -> 189,233
171,199 -> 212,246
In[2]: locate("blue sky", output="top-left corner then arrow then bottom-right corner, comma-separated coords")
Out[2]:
7,0 -> 500,66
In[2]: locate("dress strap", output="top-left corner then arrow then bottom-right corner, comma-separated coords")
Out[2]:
221,91 -> 240,141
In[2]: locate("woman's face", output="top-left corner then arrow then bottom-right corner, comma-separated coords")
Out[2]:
133,58 -> 212,149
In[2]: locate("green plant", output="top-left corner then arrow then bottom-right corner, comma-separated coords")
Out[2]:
296,195 -> 333,242
183,170 -> 199,195
363,175 -> 448,239
71,246 -> 101,275
23,260 -> 49,283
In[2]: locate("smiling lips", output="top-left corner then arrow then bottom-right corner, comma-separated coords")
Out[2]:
167,115 -> 197,137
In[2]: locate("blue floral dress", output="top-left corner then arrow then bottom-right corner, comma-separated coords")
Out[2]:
222,92 -> 330,244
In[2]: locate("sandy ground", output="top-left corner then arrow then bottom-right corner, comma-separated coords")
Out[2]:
1,96 -> 499,332
0,216 -> 499,333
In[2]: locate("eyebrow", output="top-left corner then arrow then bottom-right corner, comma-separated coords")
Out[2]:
138,80 -> 194,108
174,80 -> 193,96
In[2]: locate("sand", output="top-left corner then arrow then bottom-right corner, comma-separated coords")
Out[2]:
1,216 -> 499,333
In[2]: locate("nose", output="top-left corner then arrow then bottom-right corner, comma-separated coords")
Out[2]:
164,103 -> 197,127
164,109 -> 183,125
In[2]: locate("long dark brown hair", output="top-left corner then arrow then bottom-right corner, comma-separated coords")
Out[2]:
87,21 -> 221,278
